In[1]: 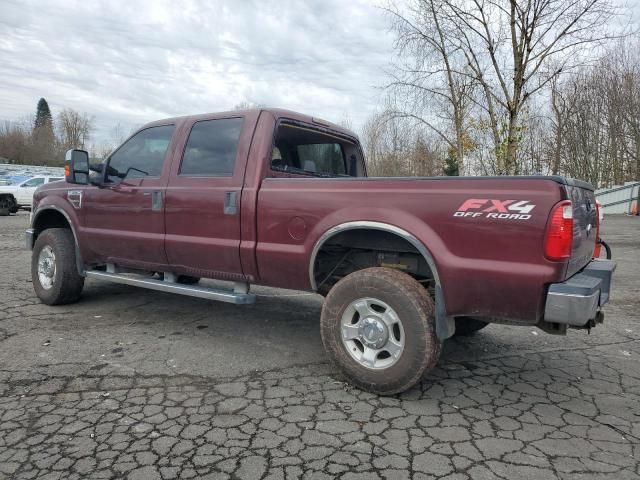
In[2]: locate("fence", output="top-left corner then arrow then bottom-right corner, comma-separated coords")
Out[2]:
595,181 -> 640,215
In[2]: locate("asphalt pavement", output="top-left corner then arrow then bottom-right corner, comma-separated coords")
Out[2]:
0,211 -> 639,479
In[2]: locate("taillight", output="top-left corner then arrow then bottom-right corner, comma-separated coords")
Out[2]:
544,200 -> 573,261
593,201 -> 602,258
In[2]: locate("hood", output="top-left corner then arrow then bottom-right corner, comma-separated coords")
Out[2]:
0,185 -> 19,194
36,181 -> 65,193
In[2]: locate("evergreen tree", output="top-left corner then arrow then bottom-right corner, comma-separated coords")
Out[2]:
443,152 -> 459,176
32,98 -> 56,165
34,98 -> 53,129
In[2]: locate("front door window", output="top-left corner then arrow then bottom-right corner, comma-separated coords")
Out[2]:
106,125 -> 175,183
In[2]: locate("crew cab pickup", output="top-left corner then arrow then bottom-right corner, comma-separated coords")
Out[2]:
26,108 -> 615,394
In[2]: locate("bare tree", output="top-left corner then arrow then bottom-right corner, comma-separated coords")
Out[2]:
549,75 -> 575,175
109,122 -> 128,146
57,109 -> 94,151
0,120 -> 32,164
385,0 -> 477,174
337,113 -> 354,131
387,0 -> 624,174
535,40 -> 640,186
232,101 -> 266,111
361,109 -> 443,176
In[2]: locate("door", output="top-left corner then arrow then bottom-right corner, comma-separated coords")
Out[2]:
17,177 -> 45,204
164,116 -> 248,280
81,124 -> 176,270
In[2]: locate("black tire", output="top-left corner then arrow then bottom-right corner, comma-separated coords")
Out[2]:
316,283 -> 331,297
321,267 -> 441,395
157,273 -> 201,284
0,195 -> 10,216
32,228 -> 85,305
177,275 -> 200,285
454,317 -> 489,336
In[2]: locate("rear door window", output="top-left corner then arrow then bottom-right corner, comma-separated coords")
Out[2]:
106,125 -> 175,182
180,118 -> 244,177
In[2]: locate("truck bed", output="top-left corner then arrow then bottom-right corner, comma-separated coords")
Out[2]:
256,175 -> 595,323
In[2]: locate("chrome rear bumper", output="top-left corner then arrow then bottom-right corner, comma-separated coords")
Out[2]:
544,259 -> 616,326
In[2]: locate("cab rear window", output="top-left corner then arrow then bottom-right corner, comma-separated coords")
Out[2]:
271,122 -> 362,177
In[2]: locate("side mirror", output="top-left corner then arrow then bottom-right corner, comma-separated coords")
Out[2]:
89,163 -> 105,186
65,149 -> 90,185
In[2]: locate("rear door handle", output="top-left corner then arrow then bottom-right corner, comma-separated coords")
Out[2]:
224,191 -> 238,215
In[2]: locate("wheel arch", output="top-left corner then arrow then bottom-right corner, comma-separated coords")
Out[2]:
309,221 -> 454,340
31,206 -> 85,276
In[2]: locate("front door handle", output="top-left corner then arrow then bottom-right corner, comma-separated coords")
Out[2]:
151,191 -> 163,211
224,191 -> 238,215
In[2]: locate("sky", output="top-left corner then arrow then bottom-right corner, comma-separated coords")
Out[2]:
0,0 -> 396,145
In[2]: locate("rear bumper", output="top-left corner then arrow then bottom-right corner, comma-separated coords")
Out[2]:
544,259 -> 616,326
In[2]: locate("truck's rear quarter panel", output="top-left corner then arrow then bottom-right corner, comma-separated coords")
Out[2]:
256,177 -> 568,323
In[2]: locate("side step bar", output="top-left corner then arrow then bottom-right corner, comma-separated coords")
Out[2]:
84,270 -> 256,305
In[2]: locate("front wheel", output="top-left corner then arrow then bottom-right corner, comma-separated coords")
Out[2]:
321,267 -> 441,395
0,194 -> 14,216
31,228 -> 85,305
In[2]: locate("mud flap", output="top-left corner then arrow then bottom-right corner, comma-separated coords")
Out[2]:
435,285 -> 455,340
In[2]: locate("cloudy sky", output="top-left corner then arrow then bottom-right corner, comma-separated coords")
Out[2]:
0,0 -> 396,144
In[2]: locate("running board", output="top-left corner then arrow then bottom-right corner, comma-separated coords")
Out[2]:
84,270 -> 256,304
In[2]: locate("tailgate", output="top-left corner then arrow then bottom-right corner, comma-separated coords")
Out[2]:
566,183 -> 598,278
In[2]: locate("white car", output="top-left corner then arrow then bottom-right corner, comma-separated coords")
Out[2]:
0,176 -> 64,210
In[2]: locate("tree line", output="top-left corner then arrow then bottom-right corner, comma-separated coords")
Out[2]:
0,98 -> 94,167
363,0 -> 638,187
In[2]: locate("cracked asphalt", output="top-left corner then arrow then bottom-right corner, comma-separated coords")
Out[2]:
1,212 -> 639,480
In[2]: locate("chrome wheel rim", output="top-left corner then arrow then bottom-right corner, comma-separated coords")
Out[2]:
37,245 -> 56,290
341,297 -> 405,370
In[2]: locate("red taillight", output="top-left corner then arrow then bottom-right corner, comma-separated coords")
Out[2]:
593,201 -> 602,258
544,200 -> 573,261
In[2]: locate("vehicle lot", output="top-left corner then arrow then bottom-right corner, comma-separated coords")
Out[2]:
0,212 -> 639,480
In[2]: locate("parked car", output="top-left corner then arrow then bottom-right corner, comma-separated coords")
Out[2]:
0,176 -> 64,214
25,108 -> 615,394
0,174 -> 31,186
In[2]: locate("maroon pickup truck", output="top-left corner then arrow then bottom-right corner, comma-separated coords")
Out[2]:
26,108 -> 615,394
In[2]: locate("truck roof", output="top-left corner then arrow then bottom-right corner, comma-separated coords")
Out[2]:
142,108 -> 357,139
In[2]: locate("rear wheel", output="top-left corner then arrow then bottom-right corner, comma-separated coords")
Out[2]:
454,317 -> 489,336
321,267 -> 441,395
31,228 -> 84,305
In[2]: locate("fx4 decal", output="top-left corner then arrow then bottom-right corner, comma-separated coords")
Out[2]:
454,198 -> 535,220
